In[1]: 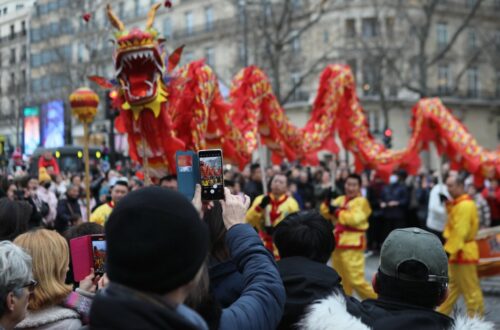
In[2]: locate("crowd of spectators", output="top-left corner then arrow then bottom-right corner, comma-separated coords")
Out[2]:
0,153 -> 497,329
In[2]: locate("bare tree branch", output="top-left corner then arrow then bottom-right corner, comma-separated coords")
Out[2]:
281,43 -> 336,104
427,0 -> 484,67
282,0 -> 328,44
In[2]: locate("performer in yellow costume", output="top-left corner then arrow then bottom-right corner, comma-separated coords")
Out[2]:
246,174 -> 300,255
90,178 -> 129,226
320,173 -> 377,299
438,175 -> 484,317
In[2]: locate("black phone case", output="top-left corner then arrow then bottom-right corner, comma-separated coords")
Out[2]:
199,149 -> 224,200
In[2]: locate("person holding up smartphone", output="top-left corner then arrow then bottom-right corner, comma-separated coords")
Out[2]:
246,174 -> 300,257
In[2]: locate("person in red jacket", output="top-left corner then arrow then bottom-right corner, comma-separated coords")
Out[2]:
38,151 -> 60,175
482,179 -> 500,227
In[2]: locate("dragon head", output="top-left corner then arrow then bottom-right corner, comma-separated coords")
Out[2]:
107,4 -> 164,106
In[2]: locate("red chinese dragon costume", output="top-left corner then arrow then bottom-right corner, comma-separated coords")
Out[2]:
90,3 -> 499,182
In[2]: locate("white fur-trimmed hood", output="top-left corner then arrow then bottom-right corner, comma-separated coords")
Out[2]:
15,305 -> 79,328
297,294 -> 494,330
297,294 -> 369,330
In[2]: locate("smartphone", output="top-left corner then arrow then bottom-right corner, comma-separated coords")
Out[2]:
91,235 -> 106,276
176,150 -> 200,200
198,149 -> 224,200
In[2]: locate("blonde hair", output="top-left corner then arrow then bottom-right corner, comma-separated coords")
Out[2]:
14,229 -> 72,310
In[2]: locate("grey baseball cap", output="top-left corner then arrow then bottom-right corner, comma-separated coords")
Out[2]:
380,228 -> 448,283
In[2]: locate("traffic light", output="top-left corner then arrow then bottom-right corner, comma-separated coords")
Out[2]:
383,128 -> 392,149
105,90 -> 119,119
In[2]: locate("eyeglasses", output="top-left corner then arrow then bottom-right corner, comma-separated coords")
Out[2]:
20,280 -> 38,294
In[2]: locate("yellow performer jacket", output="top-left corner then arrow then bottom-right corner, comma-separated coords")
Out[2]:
444,194 -> 479,264
246,194 -> 300,230
321,195 -> 372,249
90,202 -> 114,226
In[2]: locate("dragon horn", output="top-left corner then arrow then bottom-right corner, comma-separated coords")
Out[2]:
106,4 -> 125,31
146,3 -> 162,29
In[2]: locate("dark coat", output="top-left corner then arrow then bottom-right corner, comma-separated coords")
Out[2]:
89,282 -> 207,330
381,183 -> 409,221
297,182 -> 315,209
243,180 -> 263,204
219,224 -> 286,330
24,197 -> 42,229
208,259 -> 244,308
55,197 -> 81,233
277,256 -> 343,330
346,298 -> 454,330
299,294 -> 477,330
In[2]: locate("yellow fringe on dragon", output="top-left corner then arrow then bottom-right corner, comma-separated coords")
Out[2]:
89,3 -> 499,181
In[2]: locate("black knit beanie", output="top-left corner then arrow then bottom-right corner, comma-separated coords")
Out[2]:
105,186 -> 208,294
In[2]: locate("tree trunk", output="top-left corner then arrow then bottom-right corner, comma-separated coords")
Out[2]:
419,49 -> 428,97
271,49 -> 282,101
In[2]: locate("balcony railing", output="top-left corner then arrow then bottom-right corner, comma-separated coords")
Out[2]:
173,18 -> 237,40
0,32 -> 26,44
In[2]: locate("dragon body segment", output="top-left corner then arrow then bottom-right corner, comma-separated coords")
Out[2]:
91,3 -> 499,181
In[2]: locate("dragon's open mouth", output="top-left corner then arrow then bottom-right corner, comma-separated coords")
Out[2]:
116,48 -> 163,105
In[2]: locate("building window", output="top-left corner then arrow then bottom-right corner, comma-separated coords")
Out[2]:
9,73 -> 15,92
10,48 -> 15,64
163,18 -> 172,37
31,54 -> 40,67
134,0 -> 140,17
496,30 -> 500,52
323,30 -> 329,43
16,4 -> 24,10
291,31 -> 301,53
21,45 -> 26,61
437,64 -> 450,95
205,6 -> 214,32
467,67 -> 479,98
496,70 -> 500,97
118,2 -> 124,19
50,22 -> 58,36
185,11 -> 193,36
385,17 -> 395,38
437,22 -> 448,48
497,121 -> 500,141
292,0 -> 302,9
10,25 -> 14,39
466,0 -> 477,7
362,17 -> 378,38
21,21 -> 26,35
387,61 -> 398,97
362,61 -> 380,96
345,19 -> 356,38
21,69 -> 26,85
347,58 -> 357,79
290,71 -> 303,101
467,28 -> 477,50
205,47 -> 215,68
238,42 -> 246,64
368,111 -> 381,133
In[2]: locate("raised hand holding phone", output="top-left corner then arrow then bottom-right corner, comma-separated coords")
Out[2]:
220,187 -> 250,229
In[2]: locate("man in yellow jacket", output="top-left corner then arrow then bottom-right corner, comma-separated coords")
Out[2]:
437,175 -> 484,317
90,178 -> 129,226
320,173 -> 377,299
246,174 -> 300,255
